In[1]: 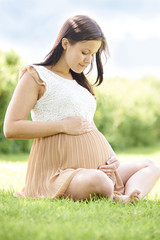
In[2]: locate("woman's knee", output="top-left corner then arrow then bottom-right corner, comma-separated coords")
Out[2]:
89,170 -> 114,198
143,158 -> 160,175
66,169 -> 114,199
144,158 -> 156,166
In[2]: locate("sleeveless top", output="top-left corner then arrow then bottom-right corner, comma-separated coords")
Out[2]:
30,65 -> 97,122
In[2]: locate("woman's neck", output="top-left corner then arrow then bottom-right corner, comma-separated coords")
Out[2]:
47,58 -> 73,80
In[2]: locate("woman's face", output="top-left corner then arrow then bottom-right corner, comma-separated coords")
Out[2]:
62,39 -> 102,73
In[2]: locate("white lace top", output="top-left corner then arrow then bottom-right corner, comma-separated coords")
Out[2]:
30,65 -> 96,123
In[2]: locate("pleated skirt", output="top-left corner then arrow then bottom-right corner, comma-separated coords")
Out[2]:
14,126 -> 124,199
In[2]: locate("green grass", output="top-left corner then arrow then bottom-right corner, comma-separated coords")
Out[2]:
0,190 -> 160,240
0,145 -> 160,240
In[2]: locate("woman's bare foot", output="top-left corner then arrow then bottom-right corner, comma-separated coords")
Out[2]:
128,189 -> 141,202
113,189 -> 141,203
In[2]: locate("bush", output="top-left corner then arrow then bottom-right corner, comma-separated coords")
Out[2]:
94,77 -> 160,150
0,49 -> 32,153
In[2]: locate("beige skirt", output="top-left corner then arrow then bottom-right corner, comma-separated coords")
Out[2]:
14,126 -> 124,199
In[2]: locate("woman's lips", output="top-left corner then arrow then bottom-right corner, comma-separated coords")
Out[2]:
79,64 -> 87,68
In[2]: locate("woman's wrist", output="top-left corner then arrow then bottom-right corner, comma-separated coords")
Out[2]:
58,119 -> 66,134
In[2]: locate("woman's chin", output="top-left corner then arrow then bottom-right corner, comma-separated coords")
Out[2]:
70,68 -> 84,74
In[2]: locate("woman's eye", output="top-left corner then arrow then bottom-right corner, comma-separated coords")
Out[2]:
82,52 -> 94,57
82,52 -> 88,55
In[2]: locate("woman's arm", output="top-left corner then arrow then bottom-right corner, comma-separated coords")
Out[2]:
3,71 -> 92,139
3,71 -> 62,139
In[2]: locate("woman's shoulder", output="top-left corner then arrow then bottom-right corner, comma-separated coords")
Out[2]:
18,64 -> 45,86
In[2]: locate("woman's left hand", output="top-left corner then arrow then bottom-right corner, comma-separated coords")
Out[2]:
97,156 -> 120,177
106,156 -> 120,170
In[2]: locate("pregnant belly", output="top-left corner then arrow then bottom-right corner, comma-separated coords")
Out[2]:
55,127 -> 112,170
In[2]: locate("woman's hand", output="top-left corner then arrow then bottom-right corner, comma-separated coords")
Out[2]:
61,116 -> 93,135
106,156 -> 120,170
97,156 -> 120,177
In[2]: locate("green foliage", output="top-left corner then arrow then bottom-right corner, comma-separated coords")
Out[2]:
0,49 -> 32,153
5,49 -> 20,66
94,77 -> 160,150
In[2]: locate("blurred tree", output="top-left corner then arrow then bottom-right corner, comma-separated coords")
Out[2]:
0,49 -> 32,153
94,77 -> 160,150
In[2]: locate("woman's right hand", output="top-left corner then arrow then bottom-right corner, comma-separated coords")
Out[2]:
61,116 -> 93,135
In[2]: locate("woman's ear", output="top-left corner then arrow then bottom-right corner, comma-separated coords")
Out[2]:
62,38 -> 69,50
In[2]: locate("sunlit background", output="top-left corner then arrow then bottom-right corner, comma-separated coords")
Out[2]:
0,0 -> 160,79
0,0 -> 160,204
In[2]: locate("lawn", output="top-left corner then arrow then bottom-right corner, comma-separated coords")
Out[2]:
0,144 -> 160,240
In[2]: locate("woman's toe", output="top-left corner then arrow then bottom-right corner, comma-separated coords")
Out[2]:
129,189 -> 141,201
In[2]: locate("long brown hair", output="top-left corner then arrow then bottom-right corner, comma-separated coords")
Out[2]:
36,15 -> 109,96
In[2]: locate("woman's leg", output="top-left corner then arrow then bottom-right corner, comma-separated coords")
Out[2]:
64,169 -> 114,201
117,158 -> 160,199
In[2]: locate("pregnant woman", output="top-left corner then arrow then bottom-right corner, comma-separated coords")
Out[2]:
4,15 -> 160,202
